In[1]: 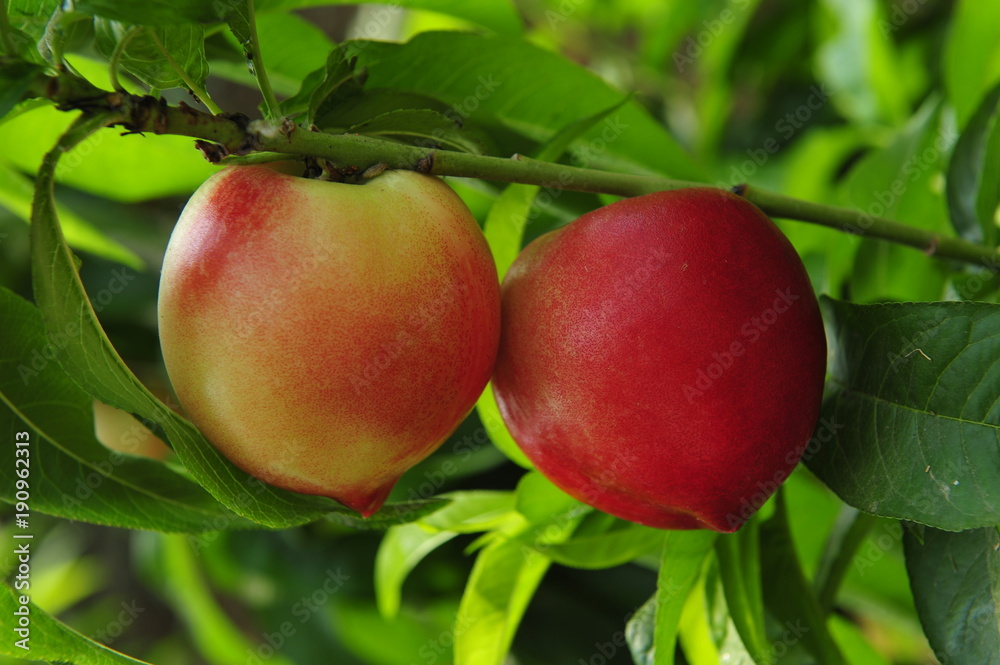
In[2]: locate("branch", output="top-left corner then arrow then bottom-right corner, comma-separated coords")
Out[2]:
33,71 -> 1000,272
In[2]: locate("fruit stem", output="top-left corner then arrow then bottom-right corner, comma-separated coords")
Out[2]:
264,127 -> 1000,270
259,125 -> 705,196
741,184 -> 1000,270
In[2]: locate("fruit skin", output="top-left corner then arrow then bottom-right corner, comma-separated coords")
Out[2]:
158,166 -> 500,516
492,188 -> 826,532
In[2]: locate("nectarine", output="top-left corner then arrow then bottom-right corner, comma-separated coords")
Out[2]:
492,188 -> 826,531
158,166 -> 500,516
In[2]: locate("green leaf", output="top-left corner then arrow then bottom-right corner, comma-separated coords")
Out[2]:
94,22 -> 209,91
314,89 -> 447,129
7,1 -> 78,65
219,10 -> 332,99
760,493 -> 846,665
682,0 -> 764,159
304,45 -> 367,126
771,127 -> 867,298
625,531 -> 717,665
943,0 -> 1000,128
475,383 -> 532,469
845,99 -> 951,302
715,522 -> 773,665
946,81 -> 1000,246
29,114 -> 335,528
807,298 -> 1000,530
627,596 -> 658,665
453,473 -> 586,665
73,0 -> 224,25
349,31 -> 704,180
332,598 -> 459,665
0,59 -> 44,120
0,159 -> 143,268
453,524 -> 571,665
7,0 -> 61,34
221,0 -> 252,54
256,0 -> 524,37
2,0 -> 52,64
419,490 -> 516,533
476,384 -> 535,469
514,470 -> 582,523
0,582 -> 151,663
277,63 -> 328,116
0,287 -> 254,532
540,517 -> 665,570
375,491 -> 515,618
375,523 -> 458,618
324,498 -> 451,531
481,183 -> 541,281
0,105 -> 218,202
814,0 -> 908,126
35,7 -> 90,64
676,572 -> 722,665
349,108 -> 491,154
75,0 -> 523,35
903,524 -> 1000,664
829,614 -> 893,665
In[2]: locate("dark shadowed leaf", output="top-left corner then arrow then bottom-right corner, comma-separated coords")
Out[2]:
904,525 -> 1000,665
301,45 -> 367,126
73,0 -> 225,25
349,108 -> 491,154
946,81 -> 1000,246
807,298 -> 1000,530
0,60 -> 44,120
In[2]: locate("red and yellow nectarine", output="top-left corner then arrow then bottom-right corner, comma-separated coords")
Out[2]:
158,166 -> 500,516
